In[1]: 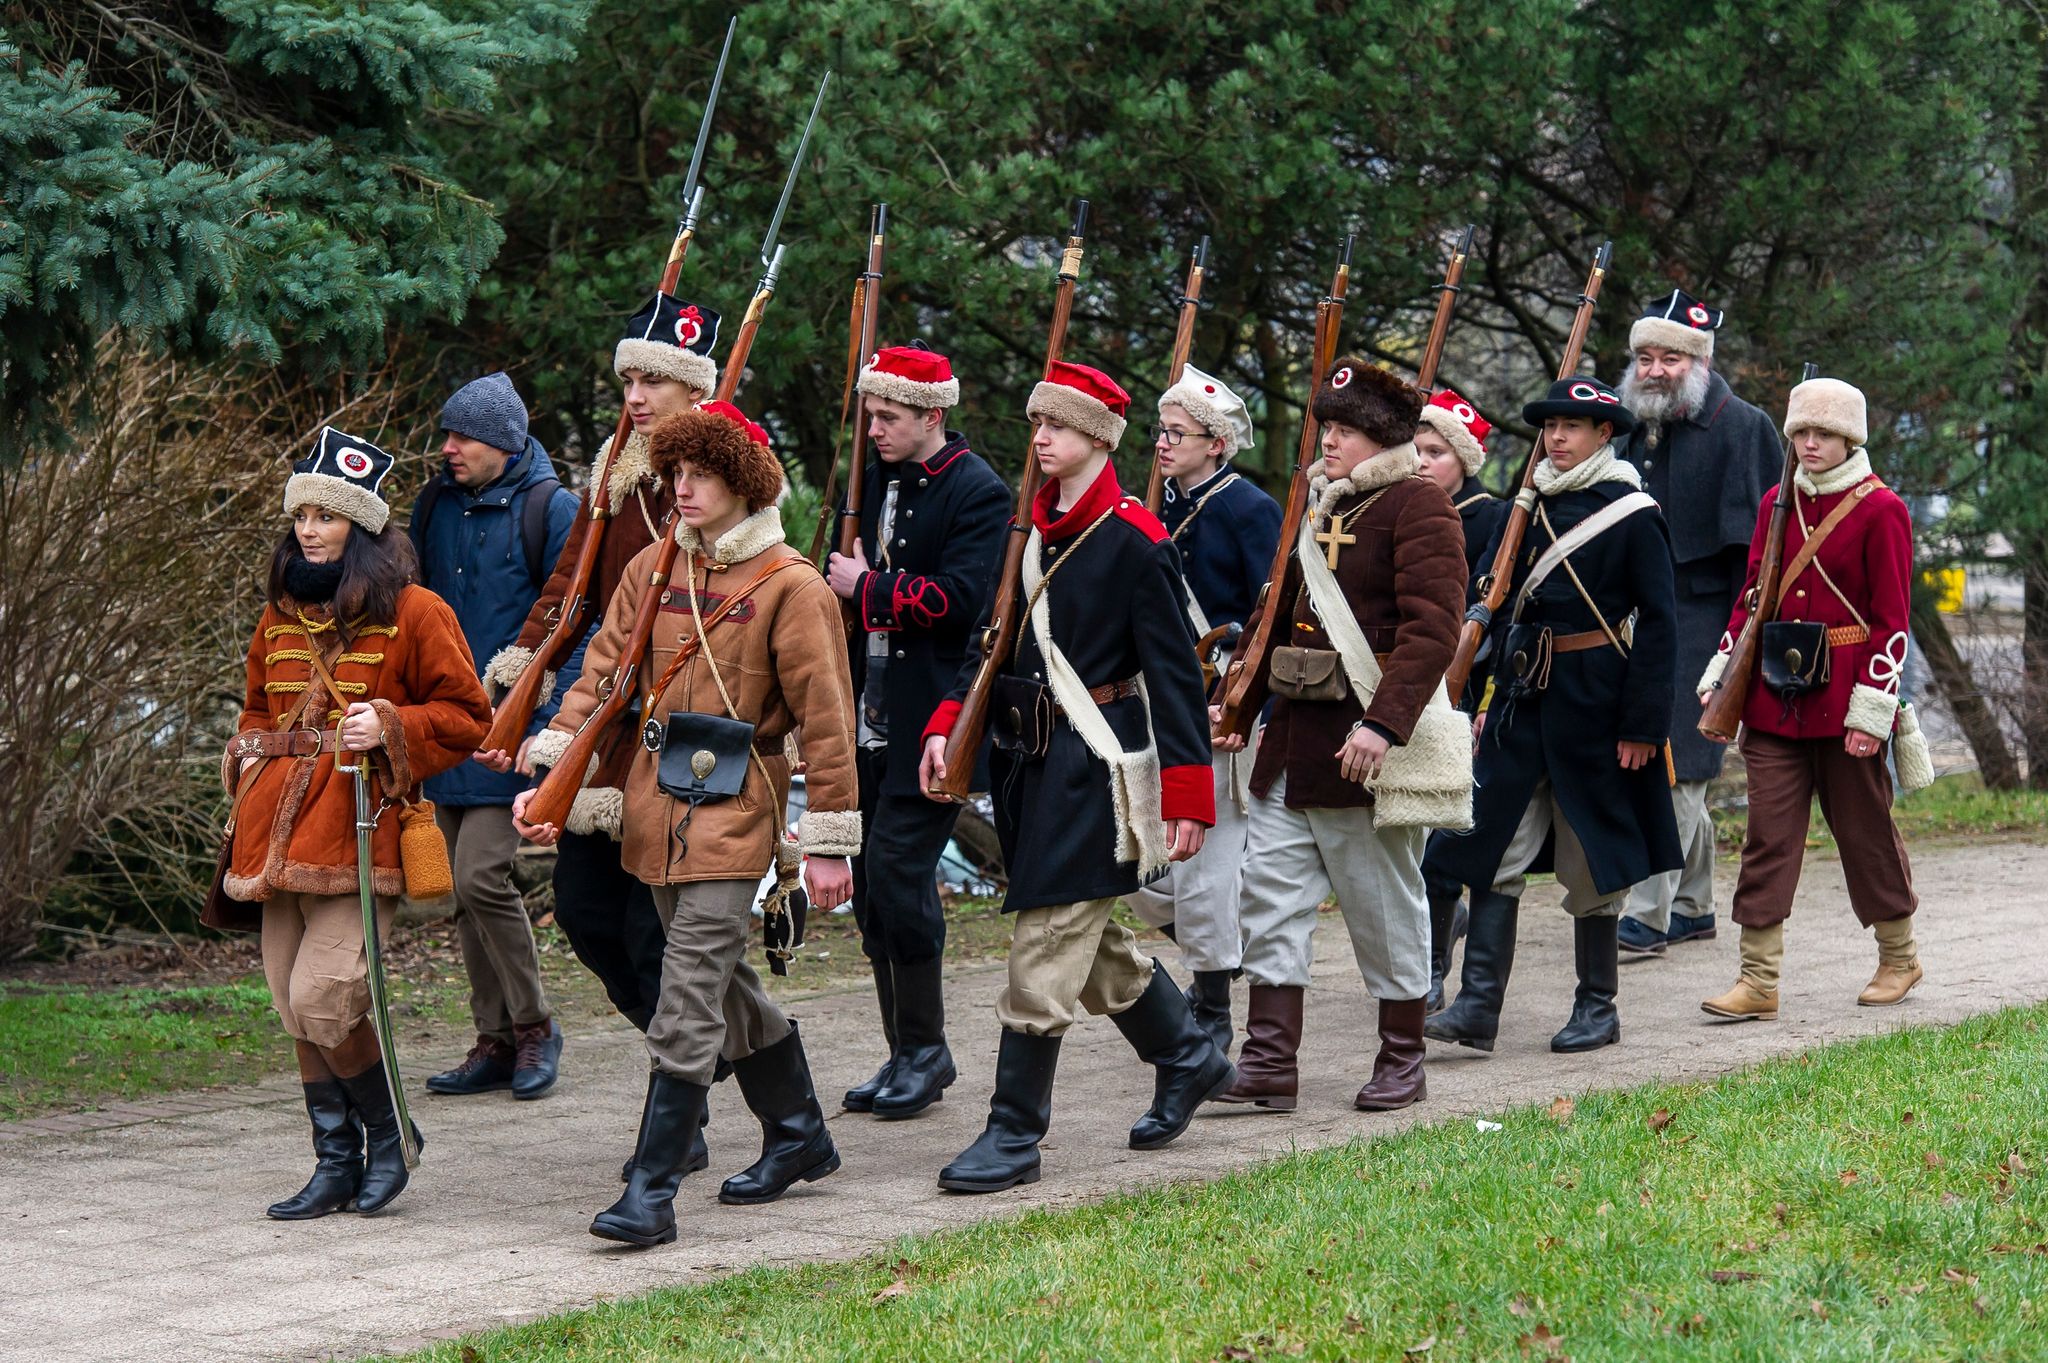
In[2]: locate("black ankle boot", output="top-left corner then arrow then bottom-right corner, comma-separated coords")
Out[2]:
938,1029 -> 1061,1193
620,1072 -> 710,1182
719,1024 -> 840,1205
335,1062 -> 424,1215
1425,892 -> 1468,1015
1424,890 -> 1519,1052
1110,961 -> 1236,1150
843,959 -> 898,1113
590,1071 -> 710,1246
873,958 -> 956,1119
266,1080 -> 363,1220
1185,970 -> 1235,1057
1552,915 -> 1622,1053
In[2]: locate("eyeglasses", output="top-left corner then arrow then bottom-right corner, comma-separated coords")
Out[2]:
1150,425 -> 1205,446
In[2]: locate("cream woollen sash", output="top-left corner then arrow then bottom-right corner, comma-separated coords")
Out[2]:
1294,509 -> 1473,831
1021,525 -> 1170,878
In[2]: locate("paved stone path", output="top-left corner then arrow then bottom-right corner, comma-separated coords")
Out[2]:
3,840 -> 2042,1363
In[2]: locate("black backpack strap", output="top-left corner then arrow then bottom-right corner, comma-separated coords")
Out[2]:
408,479 -> 445,588
521,477 -> 561,588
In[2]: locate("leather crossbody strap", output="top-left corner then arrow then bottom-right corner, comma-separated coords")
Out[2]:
648,554 -> 808,705
1777,478 -> 1879,631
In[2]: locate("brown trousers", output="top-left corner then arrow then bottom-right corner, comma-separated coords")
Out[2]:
644,880 -> 791,1085
1731,728 -> 1916,930
436,802 -> 550,1043
262,891 -> 397,1048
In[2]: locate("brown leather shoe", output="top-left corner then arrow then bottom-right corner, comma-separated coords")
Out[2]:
1857,961 -> 1922,1007
1354,998 -> 1426,1111
1701,977 -> 1779,1021
1212,984 -> 1302,1111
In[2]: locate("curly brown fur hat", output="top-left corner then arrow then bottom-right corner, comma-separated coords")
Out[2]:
1311,356 -> 1424,448
647,404 -> 784,511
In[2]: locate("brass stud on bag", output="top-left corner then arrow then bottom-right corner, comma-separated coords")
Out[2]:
691,749 -> 717,780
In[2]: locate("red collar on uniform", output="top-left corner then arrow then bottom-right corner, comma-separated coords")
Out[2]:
1033,458 -> 1124,540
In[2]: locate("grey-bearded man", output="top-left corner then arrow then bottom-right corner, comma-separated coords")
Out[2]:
1611,289 -> 1781,957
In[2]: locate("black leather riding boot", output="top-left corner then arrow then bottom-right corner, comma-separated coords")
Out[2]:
1109,961 -> 1236,1151
938,1029 -> 1061,1193
1551,914 -> 1622,1053
590,1071 -> 710,1246
873,958 -> 956,1118
718,1024 -> 840,1205
843,959 -> 898,1113
266,1080 -> 363,1220
1423,889 -> 1519,1052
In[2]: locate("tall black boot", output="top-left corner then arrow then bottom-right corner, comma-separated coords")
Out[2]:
266,1080 -> 363,1220
1185,970 -> 1235,1057
843,959 -> 898,1113
938,1029 -> 1061,1193
1425,891 -> 1469,1015
590,1071 -> 710,1246
1423,889 -> 1519,1053
335,1062 -> 425,1215
873,958 -> 956,1119
1551,914 -> 1622,1053
620,1070 -> 710,1183
719,1024 -> 840,1205
1110,961 -> 1236,1150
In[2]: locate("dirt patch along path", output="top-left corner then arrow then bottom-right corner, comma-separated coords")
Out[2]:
0,840 -> 2041,1363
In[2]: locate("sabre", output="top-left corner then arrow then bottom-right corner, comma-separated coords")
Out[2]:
340,752 -> 418,1169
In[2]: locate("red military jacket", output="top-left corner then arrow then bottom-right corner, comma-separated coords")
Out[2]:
1705,460 -> 1912,741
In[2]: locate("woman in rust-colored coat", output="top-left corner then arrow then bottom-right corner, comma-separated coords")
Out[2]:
219,427 -> 490,1220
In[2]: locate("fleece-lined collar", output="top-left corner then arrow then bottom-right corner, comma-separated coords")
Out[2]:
674,504 -> 786,565
1032,458 -> 1124,540
1310,441 -> 1420,519
1533,443 -> 1644,497
1794,446 -> 1873,497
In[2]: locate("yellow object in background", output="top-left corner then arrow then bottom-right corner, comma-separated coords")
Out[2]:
1924,568 -> 1965,614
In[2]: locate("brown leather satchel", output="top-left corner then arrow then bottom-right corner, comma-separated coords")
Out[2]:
1268,645 -> 1349,703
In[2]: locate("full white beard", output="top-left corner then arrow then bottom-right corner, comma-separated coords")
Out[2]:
1621,361 -> 1710,425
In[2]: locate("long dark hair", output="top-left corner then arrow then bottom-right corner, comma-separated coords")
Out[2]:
266,519 -> 417,628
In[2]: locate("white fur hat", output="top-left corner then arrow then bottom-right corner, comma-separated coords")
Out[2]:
1158,364 -> 1255,458
1783,377 -> 1868,445
1630,288 -> 1722,360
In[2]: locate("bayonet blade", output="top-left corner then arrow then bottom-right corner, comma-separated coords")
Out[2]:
681,17 -> 737,208
762,71 -> 832,267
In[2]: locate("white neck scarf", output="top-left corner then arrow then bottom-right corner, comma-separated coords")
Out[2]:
1532,443 -> 1643,497
1794,446 -> 1873,497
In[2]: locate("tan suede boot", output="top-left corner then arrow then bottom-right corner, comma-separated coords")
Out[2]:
1701,923 -> 1783,1021
1858,918 -> 1922,1006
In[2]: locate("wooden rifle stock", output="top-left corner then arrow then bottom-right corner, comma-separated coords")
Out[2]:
1213,236 -> 1355,741
522,536 -> 679,832
838,205 -> 888,561
1144,235 -> 1211,515
1700,361 -> 1821,741
1416,224 -> 1474,393
1440,240 -> 1613,703
931,200 -> 1091,800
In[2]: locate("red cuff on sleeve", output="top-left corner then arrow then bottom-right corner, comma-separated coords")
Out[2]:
922,698 -> 964,745
1159,763 -> 1216,827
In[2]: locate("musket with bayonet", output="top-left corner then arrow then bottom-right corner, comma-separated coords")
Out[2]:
1144,236 -> 1212,517
1439,240 -> 1613,704
479,16 -> 738,757
521,71 -> 832,835
930,200 -> 1091,802
1213,234 -> 1354,741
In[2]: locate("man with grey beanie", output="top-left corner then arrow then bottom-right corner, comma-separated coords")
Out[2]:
408,371 -> 580,1100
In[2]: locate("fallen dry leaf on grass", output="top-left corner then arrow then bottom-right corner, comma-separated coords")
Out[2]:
1942,1268 -> 1979,1286
1509,1294 -> 1534,1317
872,1280 -> 913,1303
1405,1337 -> 1436,1355
1647,1108 -> 1673,1133
1838,1169 -> 1859,1187
1517,1323 -> 1568,1359
1548,1096 -> 1575,1124
1925,1151 -> 1945,1169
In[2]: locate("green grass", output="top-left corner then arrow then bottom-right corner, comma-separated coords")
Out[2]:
387,1004 -> 2048,1363
0,979 -> 294,1121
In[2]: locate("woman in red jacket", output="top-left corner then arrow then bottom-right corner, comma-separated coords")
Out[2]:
218,428 -> 491,1219
1695,379 -> 1931,1022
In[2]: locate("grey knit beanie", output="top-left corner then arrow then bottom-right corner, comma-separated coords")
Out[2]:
439,371 -> 529,455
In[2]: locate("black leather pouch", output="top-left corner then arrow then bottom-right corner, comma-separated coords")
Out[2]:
654,711 -> 756,804
990,675 -> 1054,758
1760,621 -> 1830,697
1500,623 -> 1554,699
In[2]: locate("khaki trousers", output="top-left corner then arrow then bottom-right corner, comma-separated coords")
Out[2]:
1623,780 -> 1715,930
1492,779 -> 1623,917
436,803 -> 550,1043
645,880 -> 791,1084
996,897 -> 1155,1036
261,891 -> 396,1048
1237,775 -> 1431,999
1731,729 -> 1916,929
1124,748 -> 1250,973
